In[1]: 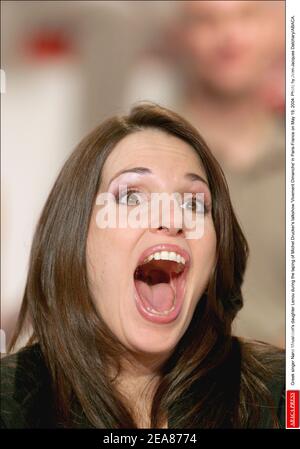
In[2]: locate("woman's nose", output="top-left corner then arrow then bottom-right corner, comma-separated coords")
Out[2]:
149,197 -> 184,237
154,225 -> 184,237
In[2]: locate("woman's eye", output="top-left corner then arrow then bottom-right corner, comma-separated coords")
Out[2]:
118,190 -> 146,206
181,196 -> 205,214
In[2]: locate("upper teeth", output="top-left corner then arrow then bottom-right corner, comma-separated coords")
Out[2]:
143,251 -> 186,265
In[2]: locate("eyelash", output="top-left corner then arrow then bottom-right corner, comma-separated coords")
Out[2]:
184,196 -> 210,215
116,188 -> 146,206
116,188 -> 210,214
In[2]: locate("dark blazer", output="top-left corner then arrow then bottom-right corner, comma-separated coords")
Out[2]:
0,343 -> 285,429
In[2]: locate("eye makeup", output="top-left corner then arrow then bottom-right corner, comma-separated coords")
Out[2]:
106,169 -> 213,214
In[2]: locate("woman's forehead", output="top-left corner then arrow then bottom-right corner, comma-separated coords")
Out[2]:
102,129 -> 206,182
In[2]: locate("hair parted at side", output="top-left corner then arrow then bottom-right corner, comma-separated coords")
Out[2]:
10,102 -> 280,428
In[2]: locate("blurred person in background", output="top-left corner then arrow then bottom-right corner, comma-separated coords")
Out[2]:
125,0 -> 285,347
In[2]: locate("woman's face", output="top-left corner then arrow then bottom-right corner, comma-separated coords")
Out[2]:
86,129 -> 216,356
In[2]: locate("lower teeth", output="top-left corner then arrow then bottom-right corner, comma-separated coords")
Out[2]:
145,304 -> 176,315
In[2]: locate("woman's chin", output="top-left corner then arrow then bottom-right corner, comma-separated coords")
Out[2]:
123,330 -> 178,356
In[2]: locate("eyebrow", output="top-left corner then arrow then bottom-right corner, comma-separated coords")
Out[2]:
184,172 -> 209,186
108,167 -> 209,187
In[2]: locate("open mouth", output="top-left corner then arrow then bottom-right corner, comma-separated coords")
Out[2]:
133,247 -> 190,323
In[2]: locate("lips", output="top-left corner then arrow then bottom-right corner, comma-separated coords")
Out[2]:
133,244 -> 190,324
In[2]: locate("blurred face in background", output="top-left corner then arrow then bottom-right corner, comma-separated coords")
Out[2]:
178,1 -> 284,97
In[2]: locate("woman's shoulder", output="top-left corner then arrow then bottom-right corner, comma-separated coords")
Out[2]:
239,338 -> 285,381
238,338 -> 285,428
0,343 -> 56,428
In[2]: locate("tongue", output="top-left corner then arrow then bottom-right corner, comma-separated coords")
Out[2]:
135,280 -> 175,312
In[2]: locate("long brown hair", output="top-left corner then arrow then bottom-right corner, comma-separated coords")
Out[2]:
9,103 -> 281,428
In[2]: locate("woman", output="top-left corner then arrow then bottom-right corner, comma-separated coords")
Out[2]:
1,103 -> 284,429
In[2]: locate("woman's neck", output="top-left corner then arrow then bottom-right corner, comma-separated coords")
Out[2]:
111,350 -> 170,428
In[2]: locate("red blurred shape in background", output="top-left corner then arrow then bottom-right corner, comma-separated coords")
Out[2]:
23,28 -> 75,60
